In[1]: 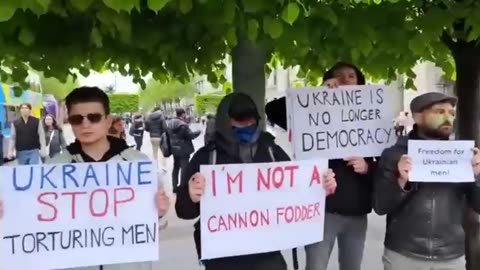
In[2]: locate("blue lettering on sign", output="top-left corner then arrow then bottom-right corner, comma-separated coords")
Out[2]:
40,166 -> 57,189
138,161 -> 153,185
62,164 -> 78,188
83,164 -> 100,187
9,161 -> 155,191
13,167 -> 34,191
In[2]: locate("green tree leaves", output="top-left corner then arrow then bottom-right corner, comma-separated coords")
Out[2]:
263,16 -> 283,39
281,2 -> 300,25
0,2 -> 16,22
179,0 -> 193,14
148,0 -> 170,12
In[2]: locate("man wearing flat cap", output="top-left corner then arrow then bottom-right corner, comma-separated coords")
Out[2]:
374,92 -> 480,270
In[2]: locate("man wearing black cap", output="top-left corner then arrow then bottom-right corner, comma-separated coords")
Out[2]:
374,92 -> 480,270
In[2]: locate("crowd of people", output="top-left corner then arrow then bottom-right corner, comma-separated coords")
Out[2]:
0,61 -> 478,270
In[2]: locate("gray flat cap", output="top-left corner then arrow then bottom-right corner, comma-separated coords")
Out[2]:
410,92 -> 457,113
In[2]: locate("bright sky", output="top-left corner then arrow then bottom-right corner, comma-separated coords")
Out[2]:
79,71 -> 151,94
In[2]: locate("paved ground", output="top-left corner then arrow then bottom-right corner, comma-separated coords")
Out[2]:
5,123 -> 386,270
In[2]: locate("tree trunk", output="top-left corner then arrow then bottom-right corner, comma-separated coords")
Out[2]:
452,44 -> 480,270
232,39 -> 267,129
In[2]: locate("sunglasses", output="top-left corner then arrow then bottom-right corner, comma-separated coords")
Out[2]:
68,113 -> 104,125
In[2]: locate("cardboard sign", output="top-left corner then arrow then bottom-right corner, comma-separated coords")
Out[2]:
0,161 -> 159,270
409,140 -> 475,183
286,85 -> 396,160
200,159 -> 328,260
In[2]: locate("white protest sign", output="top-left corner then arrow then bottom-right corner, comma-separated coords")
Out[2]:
0,161 -> 159,270
200,159 -> 328,260
408,140 -> 475,183
286,85 -> 396,160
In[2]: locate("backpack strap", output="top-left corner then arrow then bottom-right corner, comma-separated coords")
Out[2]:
267,146 -> 275,162
209,149 -> 217,165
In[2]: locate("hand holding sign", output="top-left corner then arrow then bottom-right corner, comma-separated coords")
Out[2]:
344,157 -> 369,174
472,148 -> 480,176
189,172 -> 206,203
398,155 -> 412,188
324,78 -> 340,88
155,191 -> 170,217
324,169 -> 337,195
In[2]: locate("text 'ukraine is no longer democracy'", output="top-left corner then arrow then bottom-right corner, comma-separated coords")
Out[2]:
295,87 -> 394,152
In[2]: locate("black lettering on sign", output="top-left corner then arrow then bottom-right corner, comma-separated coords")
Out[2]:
296,89 -> 364,108
2,227 -> 116,255
301,128 -> 393,152
308,112 -> 331,127
121,222 -> 157,245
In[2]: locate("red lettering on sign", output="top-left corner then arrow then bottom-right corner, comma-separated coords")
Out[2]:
227,171 -> 243,194
37,192 -> 59,222
309,165 -> 322,187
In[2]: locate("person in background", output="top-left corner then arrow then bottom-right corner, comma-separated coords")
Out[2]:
204,113 -> 216,145
130,113 -> 145,151
374,92 -> 480,270
301,62 -> 377,270
167,108 -> 201,194
43,114 -> 66,160
176,92 -> 338,270
145,107 -> 167,168
8,103 -> 47,165
108,115 -> 126,140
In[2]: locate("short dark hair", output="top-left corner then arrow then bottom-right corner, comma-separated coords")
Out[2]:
20,103 -> 32,110
176,108 -> 186,117
65,87 -> 110,115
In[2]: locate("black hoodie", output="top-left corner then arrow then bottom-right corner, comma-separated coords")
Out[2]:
175,93 -> 291,264
265,62 -> 376,216
66,136 -> 130,162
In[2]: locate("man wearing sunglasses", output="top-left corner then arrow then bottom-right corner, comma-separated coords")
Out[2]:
0,86 -> 170,270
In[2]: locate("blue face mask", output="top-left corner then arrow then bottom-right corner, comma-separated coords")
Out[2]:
232,125 -> 257,143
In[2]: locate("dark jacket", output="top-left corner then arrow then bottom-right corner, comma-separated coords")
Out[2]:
45,128 -> 66,158
326,158 -> 377,216
175,93 -> 290,264
14,116 -> 40,151
166,118 -> 200,157
374,128 -> 480,260
145,111 -> 165,138
130,120 -> 145,137
204,115 -> 215,145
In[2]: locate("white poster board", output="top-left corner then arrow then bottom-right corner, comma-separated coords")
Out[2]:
200,159 -> 328,260
0,161 -> 159,270
286,85 -> 396,160
408,140 -> 475,183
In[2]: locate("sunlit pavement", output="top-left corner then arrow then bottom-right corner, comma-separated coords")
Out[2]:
3,123 -> 385,270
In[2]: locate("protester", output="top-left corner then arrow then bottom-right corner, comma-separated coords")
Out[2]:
43,114 -> 66,160
175,92 -> 338,270
8,103 -> 47,165
374,92 -> 480,270
167,108 -> 201,193
145,107 -> 167,168
204,113 -> 215,145
130,113 -> 145,151
108,115 -> 126,140
264,62 -> 375,270
8,86 -> 170,270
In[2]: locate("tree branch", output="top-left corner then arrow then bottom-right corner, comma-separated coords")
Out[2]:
441,31 -> 457,51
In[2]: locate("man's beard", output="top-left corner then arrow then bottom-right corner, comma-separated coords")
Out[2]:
419,123 -> 452,140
